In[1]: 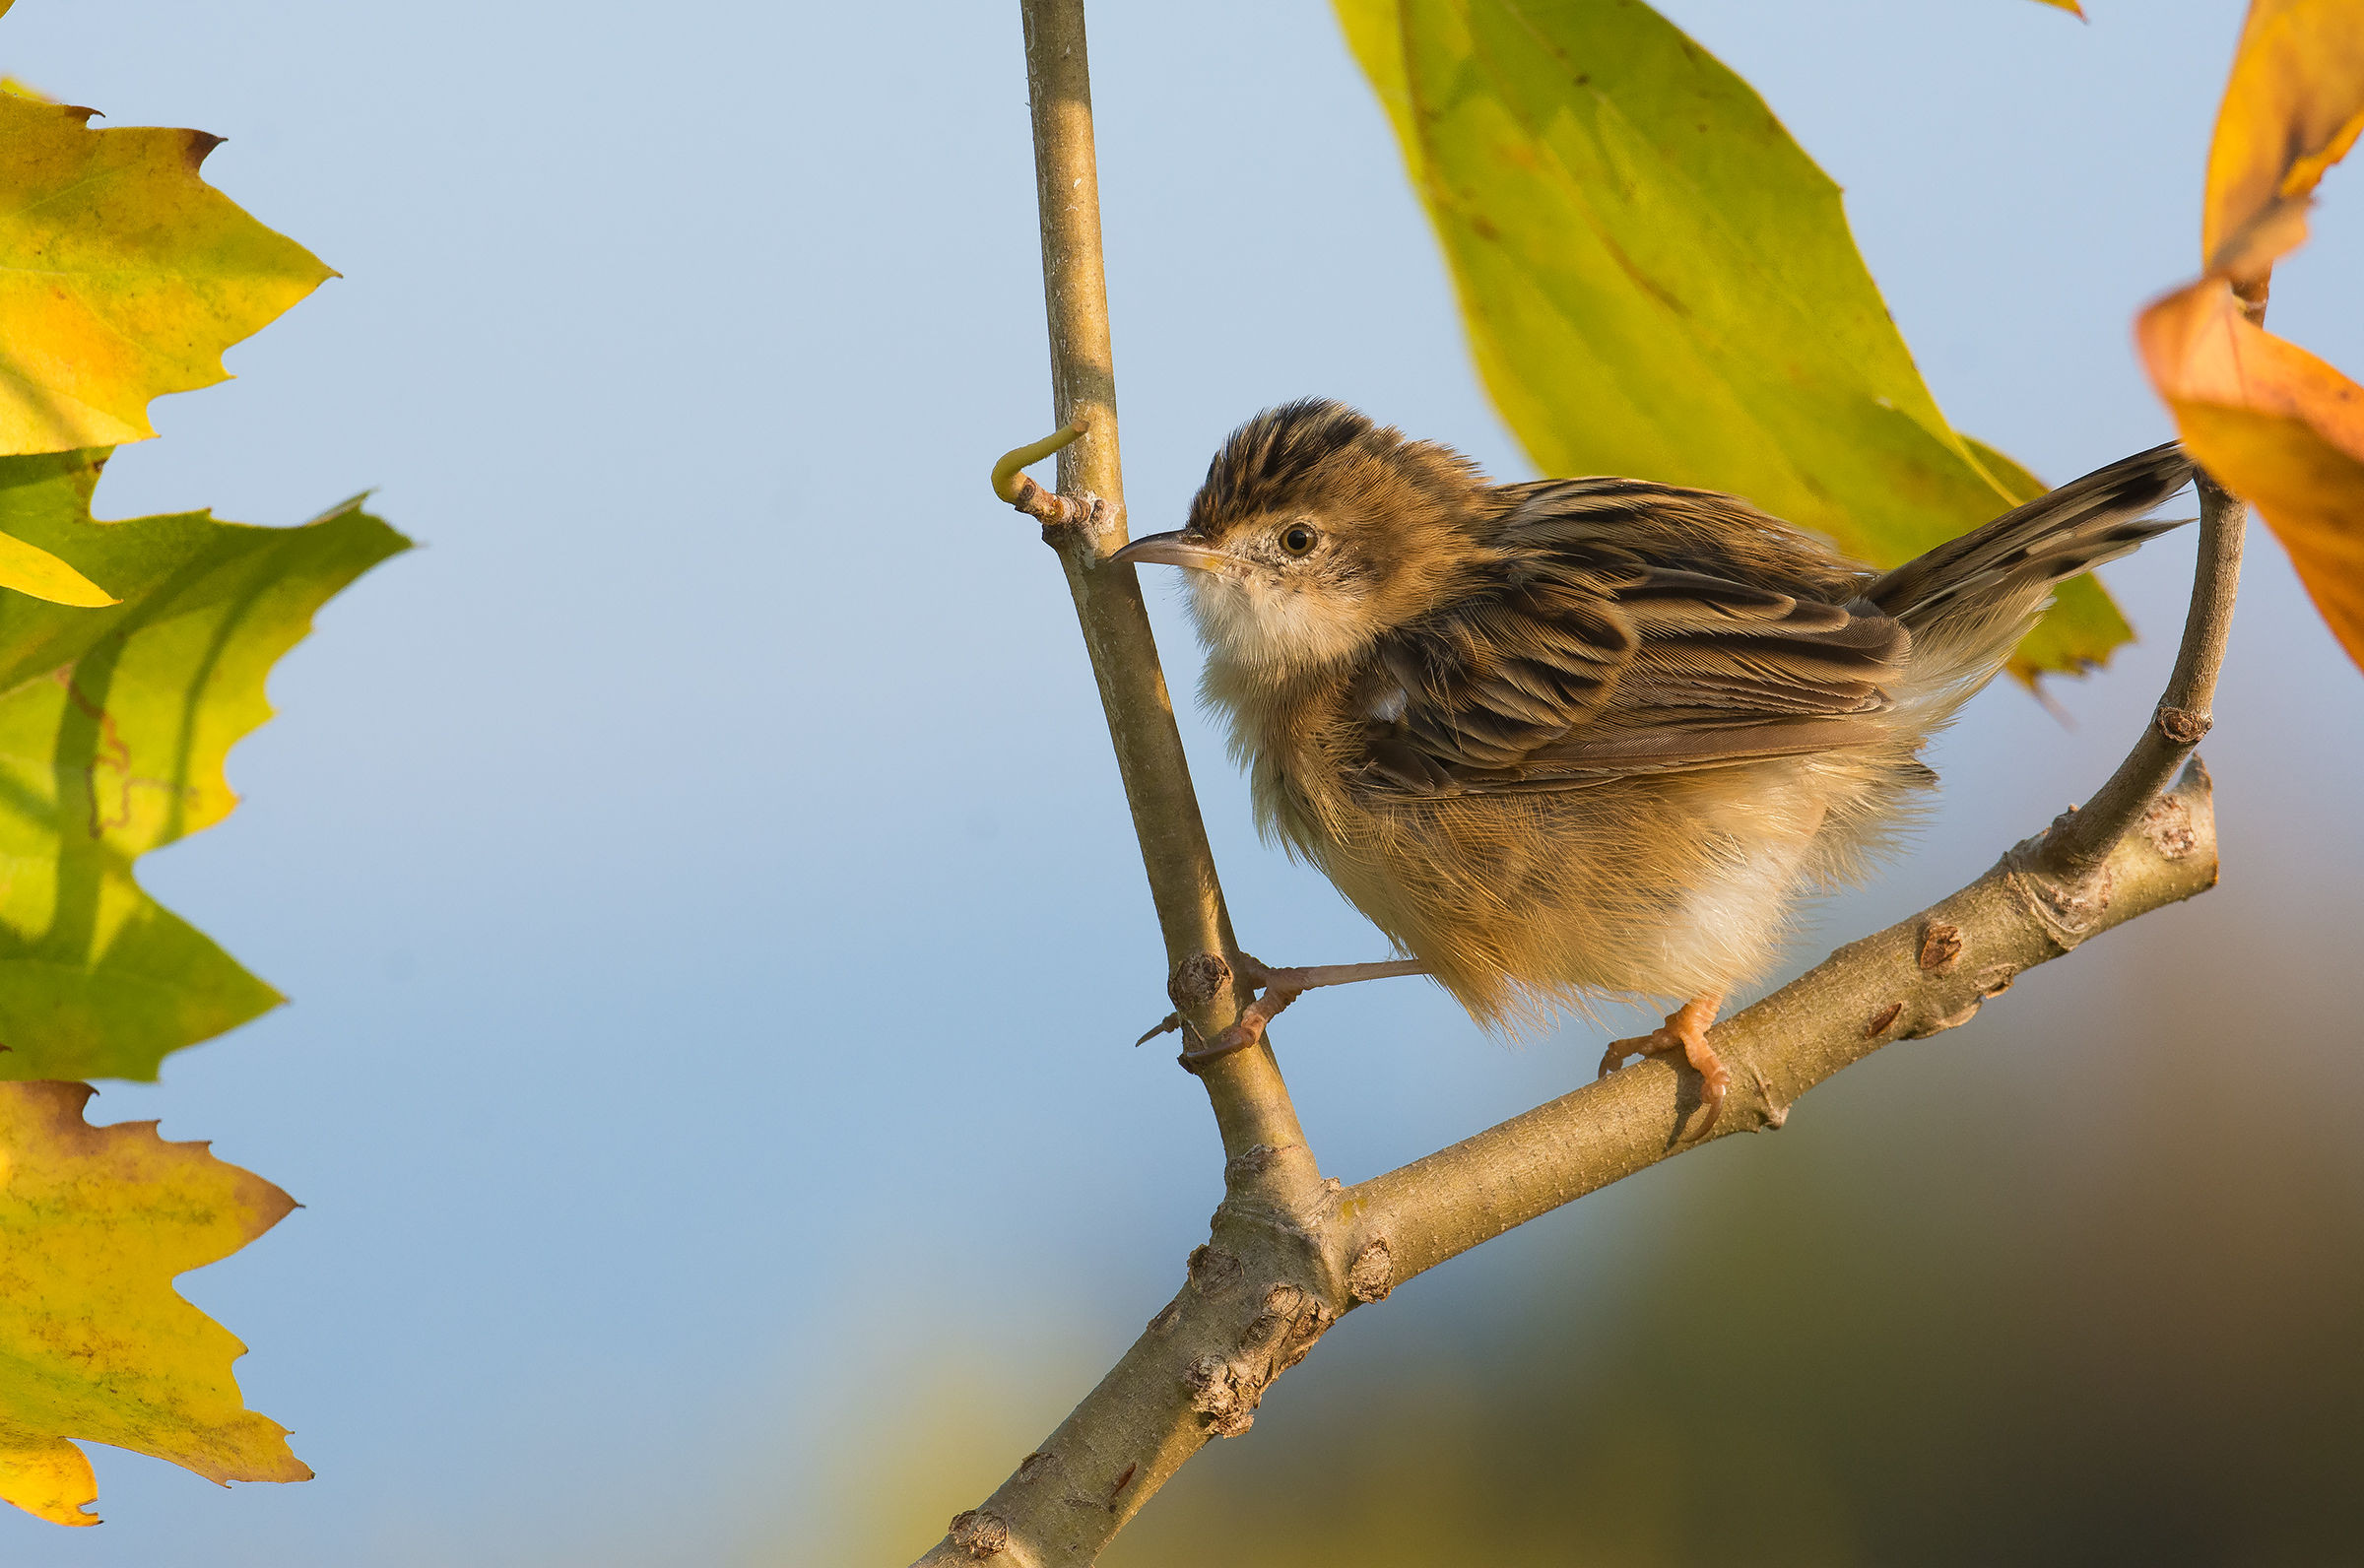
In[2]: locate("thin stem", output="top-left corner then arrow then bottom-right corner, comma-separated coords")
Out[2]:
2038,282 -> 2264,879
1012,0 -> 1313,1174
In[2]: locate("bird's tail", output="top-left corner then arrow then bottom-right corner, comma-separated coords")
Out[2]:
1865,441 -> 2195,698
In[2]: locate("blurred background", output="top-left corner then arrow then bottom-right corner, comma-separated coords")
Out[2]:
4,0 -> 2360,1562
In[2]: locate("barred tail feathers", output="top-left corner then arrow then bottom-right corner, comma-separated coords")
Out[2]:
1868,441 -> 2195,697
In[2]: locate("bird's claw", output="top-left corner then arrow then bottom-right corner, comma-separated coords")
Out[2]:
1148,953 -> 1429,1064
1596,995 -> 1729,1140
1177,977 -> 1303,1066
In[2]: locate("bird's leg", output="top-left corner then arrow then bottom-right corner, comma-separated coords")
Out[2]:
1149,953 -> 1430,1063
1191,955 -> 1430,1061
1598,993 -> 1730,1137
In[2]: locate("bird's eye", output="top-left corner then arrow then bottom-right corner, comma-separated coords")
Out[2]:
1280,523 -> 1318,556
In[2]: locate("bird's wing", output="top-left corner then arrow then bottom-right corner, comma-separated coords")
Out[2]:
1357,481 -> 1908,796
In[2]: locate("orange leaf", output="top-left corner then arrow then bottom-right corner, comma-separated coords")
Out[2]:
2201,0 -> 2364,280
2138,278 -> 2364,667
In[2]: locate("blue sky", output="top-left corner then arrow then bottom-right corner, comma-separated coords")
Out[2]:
3,1 -> 2358,1562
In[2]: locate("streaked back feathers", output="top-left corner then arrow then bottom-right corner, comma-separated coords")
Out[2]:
1164,401 -> 2193,1023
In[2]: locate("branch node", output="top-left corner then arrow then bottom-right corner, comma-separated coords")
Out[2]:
1003,471 -> 1084,531
1186,1244 -> 1244,1297
1053,492 -> 1118,553
1168,951 -> 1232,1011
1865,1001 -> 1904,1039
2154,703 -> 2211,746
1223,1143 -> 1290,1186
1246,1283 -> 1333,1379
2141,789 -> 2200,860
2003,854 -> 2114,950
1186,1355 -> 1257,1437
1347,1239 -> 1396,1303
1245,1284 -> 1330,1381
986,427 -> 1110,545
1016,1451 -> 1058,1485
948,1509 -> 1009,1559
1917,921 -> 1964,974
1184,1282 -> 1338,1439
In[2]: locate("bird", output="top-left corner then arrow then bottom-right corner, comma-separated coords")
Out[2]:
1110,398 -> 2194,1134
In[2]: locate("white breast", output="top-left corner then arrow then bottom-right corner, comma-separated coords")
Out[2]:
1184,570 -> 1370,677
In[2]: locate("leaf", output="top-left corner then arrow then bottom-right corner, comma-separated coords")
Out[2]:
0,528 -> 113,609
0,94 -> 333,457
2032,0 -> 2085,15
2201,0 -> 2364,282
0,1080 -> 304,1526
0,450 -> 410,1080
1333,0 -> 2138,676
2139,278 -> 2364,669
2134,0 -> 2364,673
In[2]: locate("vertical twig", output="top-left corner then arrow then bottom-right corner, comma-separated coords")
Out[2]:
1012,0 -> 1316,1176
2038,283 -> 2263,878
912,10 -> 1349,1562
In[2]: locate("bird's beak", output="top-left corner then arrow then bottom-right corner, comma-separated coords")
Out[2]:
1105,530 -> 1230,572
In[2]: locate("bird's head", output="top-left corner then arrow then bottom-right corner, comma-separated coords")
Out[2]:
1110,399 -> 1492,682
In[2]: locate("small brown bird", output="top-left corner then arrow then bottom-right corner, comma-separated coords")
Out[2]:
1113,399 -> 2193,1132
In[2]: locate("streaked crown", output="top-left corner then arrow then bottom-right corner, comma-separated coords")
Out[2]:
1168,399 -> 1497,681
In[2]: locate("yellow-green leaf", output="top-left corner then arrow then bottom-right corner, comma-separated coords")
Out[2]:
0,94 -> 333,457
1334,0 -> 2137,675
0,527 -> 113,607
0,450 -> 410,1080
0,1079 -> 305,1526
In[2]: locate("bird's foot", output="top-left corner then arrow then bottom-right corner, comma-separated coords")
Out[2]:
1597,993 -> 1729,1138
1151,954 -> 1429,1064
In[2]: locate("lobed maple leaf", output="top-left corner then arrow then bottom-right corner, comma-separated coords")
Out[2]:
0,1079 -> 306,1526
0,450 -> 410,1081
0,92 -> 331,461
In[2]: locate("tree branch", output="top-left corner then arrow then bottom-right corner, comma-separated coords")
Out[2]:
917,767 -> 2215,1567
917,7 -> 2233,1563
1010,0 -> 1318,1181
1350,760 -> 2217,1280
2036,279 -> 2263,880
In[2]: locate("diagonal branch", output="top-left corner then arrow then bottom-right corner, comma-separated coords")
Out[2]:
918,767 -> 2217,1567
1349,761 -> 2217,1279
